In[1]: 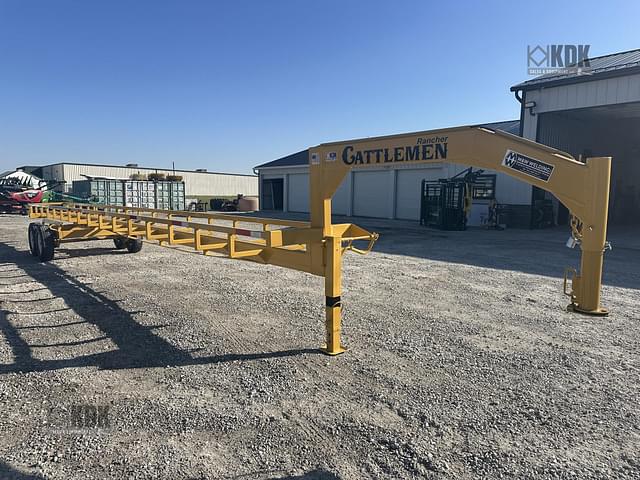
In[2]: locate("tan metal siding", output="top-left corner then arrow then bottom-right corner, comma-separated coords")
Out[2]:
55,164 -> 257,196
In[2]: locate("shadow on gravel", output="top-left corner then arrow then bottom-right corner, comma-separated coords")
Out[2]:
0,241 -> 320,374
238,211 -> 640,290
0,461 -> 47,479
229,469 -> 340,480
271,470 -> 340,480
370,227 -> 640,290
55,246 -> 128,259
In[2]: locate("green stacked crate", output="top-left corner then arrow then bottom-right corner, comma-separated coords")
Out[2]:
73,180 -> 184,210
143,181 -> 156,209
155,182 -> 170,210
91,180 -> 105,203
107,180 -> 124,206
170,182 -> 185,210
124,181 -> 136,207
72,180 -> 124,205
154,181 -> 184,210
125,181 -> 157,208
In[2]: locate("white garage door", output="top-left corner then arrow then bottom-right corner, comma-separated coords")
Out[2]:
332,175 -> 350,215
353,170 -> 391,218
395,169 -> 425,220
395,167 -> 449,220
287,173 -> 309,213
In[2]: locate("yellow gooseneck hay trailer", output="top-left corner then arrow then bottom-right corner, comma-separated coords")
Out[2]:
29,126 -> 611,355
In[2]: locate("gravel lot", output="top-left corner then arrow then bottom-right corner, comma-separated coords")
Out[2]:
0,213 -> 639,479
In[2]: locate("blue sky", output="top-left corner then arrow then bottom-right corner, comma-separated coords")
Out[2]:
0,0 -> 637,174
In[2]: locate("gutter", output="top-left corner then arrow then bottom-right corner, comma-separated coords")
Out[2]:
510,64 -> 640,92
253,164 -> 310,172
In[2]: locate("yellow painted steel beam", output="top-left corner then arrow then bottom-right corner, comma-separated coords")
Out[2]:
63,203 -> 311,228
308,125 -> 611,328
28,204 -> 328,278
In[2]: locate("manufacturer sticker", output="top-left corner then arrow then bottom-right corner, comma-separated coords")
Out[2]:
326,152 -> 337,162
502,150 -> 554,182
310,153 -> 320,165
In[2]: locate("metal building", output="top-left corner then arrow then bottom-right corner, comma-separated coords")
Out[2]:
29,162 -> 258,199
512,48 -> 640,225
254,120 -> 531,227
256,48 -> 640,227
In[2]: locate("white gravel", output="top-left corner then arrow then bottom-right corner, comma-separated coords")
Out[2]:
0,213 -> 639,479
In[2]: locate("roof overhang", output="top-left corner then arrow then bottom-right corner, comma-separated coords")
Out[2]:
511,65 -> 640,92
255,164 -> 309,171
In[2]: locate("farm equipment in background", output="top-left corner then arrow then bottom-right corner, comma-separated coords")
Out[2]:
210,194 -> 244,212
1,190 -> 44,214
485,199 -> 510,230
0,170 -> 91,214
187,199 -> 209,212
0,170 -> 56,214
189,195 -> 258,213
420,168 -> 485,230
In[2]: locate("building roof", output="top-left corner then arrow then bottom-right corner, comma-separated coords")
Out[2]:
254,120 -> 520,170
31,162 -> 256,177
477,119 -> 520,136
511,48 -> 640,92
254,149 -> 309,170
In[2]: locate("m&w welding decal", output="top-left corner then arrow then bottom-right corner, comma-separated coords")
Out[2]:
502,150 -> 554,182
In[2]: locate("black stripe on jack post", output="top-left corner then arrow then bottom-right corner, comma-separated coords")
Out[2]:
326,296 -> 341,308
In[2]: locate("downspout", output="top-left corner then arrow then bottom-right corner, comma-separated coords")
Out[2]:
514,89 -> 525,137
513,88 -> 536,227
253,168 -> 261,210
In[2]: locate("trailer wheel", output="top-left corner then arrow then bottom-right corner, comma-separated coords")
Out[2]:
125,238 -> 143,253
36,225 -> 55,262
28,223 -> 40,257
113,236 -> 127,249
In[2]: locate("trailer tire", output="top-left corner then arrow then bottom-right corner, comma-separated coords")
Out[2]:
28,223 -> 40,257
113,237 -> 127,249
36,225 -> 55,262
125,238 -> 143,253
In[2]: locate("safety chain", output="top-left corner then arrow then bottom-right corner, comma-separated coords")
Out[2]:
569,215 -> 583,244
570,214 -> 612,252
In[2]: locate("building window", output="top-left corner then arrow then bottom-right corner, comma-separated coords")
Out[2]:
472,174 -> 496,200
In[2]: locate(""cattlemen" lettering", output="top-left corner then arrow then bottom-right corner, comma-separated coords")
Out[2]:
342,141 -> 447,165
